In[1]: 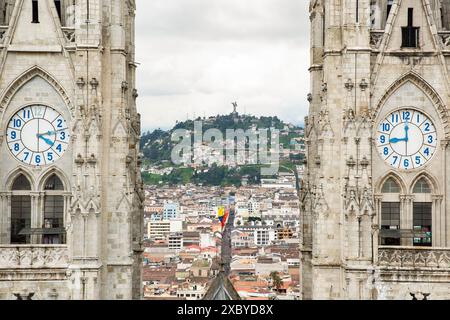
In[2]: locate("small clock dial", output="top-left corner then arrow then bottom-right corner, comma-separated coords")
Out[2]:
376,109 -> 437,170
6,105 -> 70,166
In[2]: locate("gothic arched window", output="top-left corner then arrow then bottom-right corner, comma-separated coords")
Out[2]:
381,177 -> 400,193
42,174 -> 66,244
413,178 -> 432,194
10,174 -> 32,244
380,177 -> 401,246
413,178 -> 432,247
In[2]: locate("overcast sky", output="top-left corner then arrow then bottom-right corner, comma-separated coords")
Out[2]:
135,0 -> 310,132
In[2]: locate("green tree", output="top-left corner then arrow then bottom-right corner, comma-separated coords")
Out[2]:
270,271 -> 283,291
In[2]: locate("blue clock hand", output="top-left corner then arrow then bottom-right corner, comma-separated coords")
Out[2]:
390,137 -> 407,143
37,134 -> 54,147
41,130 -> 57,136
404,119 -> 409,142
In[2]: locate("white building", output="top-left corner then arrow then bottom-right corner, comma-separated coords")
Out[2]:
163,202 -> 180,220
168,233 -> 183,251
254,228 -> 276,246
148,219 -> 183,241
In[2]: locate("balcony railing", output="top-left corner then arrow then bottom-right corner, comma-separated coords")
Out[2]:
0,245 -> 69,269
378,246 -> 450,269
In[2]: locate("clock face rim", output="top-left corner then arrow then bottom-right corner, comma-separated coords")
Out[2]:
5,104 -> 70,167
375,107 -> 438,171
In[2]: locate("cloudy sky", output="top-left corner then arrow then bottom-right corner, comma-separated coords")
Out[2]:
135,0 -> 310,132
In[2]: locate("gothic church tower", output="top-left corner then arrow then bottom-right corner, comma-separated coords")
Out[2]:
302,0 -> 450,300
0,0 -> 143,300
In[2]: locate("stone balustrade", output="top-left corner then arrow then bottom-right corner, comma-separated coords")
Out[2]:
378,246 -> 450,269
61,27 -> 76,45
0,245 -> 69,269
438,31 -> 450,50
0,26 -> 8,45
370,30 -> 385,50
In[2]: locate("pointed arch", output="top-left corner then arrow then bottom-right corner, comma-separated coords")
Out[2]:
37,167 -> 70,191
0,66 -> 73,116
11,174 -> 32,191
410,172 -> 439,194
4,166 -> 35,191
373,71 -> 449,137
112,118 -> 129,139
116,192 -> 132,212
376,172 -> 407,194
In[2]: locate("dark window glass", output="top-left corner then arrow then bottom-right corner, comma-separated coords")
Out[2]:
402,8 -> 419,47
54,0 -> 62,21
44,174 -> 64,191
356,0 -> 359,23
12,174 -> 31,190
380,202 -> 400,246
11,195 -> 31,244
387,5 -> 392,19
402,27 -> 419,48
387,0 -> 393,20
32,0 -> 39,23
381,178 -> 400,193
43,195 -> 65,244
413,178 -> 431,193
408,8 -> 414,26
322,9 -> 325,46
413,202 -> 432,247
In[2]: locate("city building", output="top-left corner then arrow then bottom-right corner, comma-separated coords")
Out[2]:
142,184 -> 301,300
0,0 -> 143,300
148,219 -> 183,241
163,202 -> 180,220
302,0 -> 450,299
254,227 -> 277,246
168,232 -> 184,250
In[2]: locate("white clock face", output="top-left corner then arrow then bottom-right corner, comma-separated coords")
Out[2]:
376,109 -> 437,170
6,105 -> 70,166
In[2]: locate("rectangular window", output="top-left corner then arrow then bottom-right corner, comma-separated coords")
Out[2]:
356,0 -> 359,23
387,0 -> 393,20
11,196 -> 31,244
413,202 -> 432,247
402,26 -> 419,47
54,0 -> 62,22
408,8 -> 414,26
380,202 -> 400,246
32,0 -> 39,23
322,9 -> 326,46
43,195 -> 65,244
402,8 -> 419,47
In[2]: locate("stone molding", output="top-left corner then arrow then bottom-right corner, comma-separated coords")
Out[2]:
0,245 -> 69,269
378,247 -> 450,269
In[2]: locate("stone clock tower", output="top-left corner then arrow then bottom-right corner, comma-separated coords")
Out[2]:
302,0 -> 450,299
0,0 -> 143,300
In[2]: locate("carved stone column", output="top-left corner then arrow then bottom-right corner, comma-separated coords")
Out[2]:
441,139 -> 450,247
400,195 -> 414,246
6,194 -> 11,243
30,192 -> 41,244
432,195 -> 444,247
373,195 -> 382,263
0,193 -> 6,243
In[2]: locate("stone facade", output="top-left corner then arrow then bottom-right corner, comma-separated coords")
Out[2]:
0,0 -> 143,300
301,0 -> 450,300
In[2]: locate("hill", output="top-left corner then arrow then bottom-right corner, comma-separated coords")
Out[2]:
140,113 -> 305,186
